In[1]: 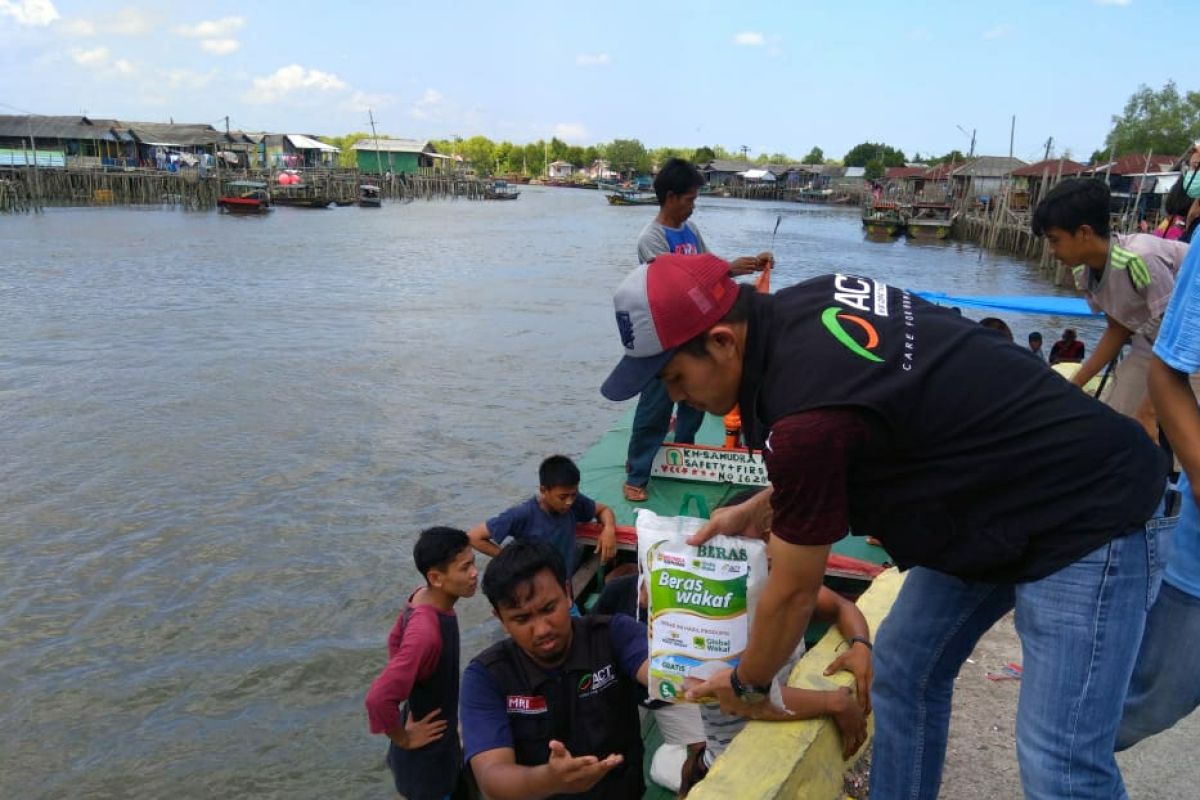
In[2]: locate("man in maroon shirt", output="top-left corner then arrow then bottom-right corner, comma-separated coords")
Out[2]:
600,254 -> 1166,799
365,527 -> 478,799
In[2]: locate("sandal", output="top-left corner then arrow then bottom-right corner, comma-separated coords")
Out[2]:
622,483 -> 649,503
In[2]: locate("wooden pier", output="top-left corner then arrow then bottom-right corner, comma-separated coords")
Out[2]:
0,165 -> 488,213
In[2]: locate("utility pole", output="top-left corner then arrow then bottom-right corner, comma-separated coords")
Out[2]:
1043,136 -> 1053,162
740,144 -> 749,161
368,109 -> 383,176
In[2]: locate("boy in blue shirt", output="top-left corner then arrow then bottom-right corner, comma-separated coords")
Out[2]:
468,455 -> 617,571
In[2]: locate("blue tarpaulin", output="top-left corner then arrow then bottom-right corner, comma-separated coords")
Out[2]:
915,292 -> 1101,317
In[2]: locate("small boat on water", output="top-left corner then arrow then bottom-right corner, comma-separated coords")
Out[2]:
272,192 -> 333,209
904,203 -> 954,240
607,187 -> 658,206
484,180 -> 520,201
862,202 -> 903,237
217,181 -> 271,214
358,184 -> 382,208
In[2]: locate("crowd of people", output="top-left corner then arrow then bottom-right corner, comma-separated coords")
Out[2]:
361,157 -> 1200,800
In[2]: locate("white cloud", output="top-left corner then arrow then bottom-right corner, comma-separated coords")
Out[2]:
410,88 -> 445,120
0,0 -> 59,26
1094,0 -> 1130,5
554,122 -> 588,142
68,45 -> 136,77
200,38 -> 239,55
71,45 -> 110,66
907,28 -> 931,42
58,6 -> 153,36
174,16 -> 244,38
341,90 -> 394,113
575,52 -> 610,66
983,24 -> 1013,39
733,31 -> 764,46
164,68 -> 218,90
106,7 -> 153,35
244,64 -> 347,104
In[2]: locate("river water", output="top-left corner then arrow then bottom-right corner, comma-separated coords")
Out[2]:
0,188 -> 1097,798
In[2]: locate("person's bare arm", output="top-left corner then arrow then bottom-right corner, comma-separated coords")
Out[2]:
1071,317 -> 1131,388
814,587 -> 872,714
1149,356 -> 1200,506
593,502 -> 617,563
467,522 -> 501,558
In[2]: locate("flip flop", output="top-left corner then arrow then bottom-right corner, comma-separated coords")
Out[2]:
623,483 -> 649,503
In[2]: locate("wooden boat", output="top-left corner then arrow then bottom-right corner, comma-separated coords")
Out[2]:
484,180 -> 520,201
358,184 -> 382,208
607,187 -> 658,206
862,202 -> 903,237
218,181 -> 271,214
272,193 -> 333,209
568,411 -> 887,614
904,203 -> 954,240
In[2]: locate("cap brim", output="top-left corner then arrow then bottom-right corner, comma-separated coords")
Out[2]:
600,349 -> 676,401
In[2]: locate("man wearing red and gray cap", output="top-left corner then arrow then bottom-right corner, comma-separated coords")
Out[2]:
601,253 -> 1167,800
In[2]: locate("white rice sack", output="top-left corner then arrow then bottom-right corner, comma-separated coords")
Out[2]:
637,509 -> 768,703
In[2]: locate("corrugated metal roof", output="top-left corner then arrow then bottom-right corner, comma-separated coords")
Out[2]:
885,167 -> 926,179
702,159 -> 754,173
0,115 -> 120,140
951,156 -> 1027,177
1084,153 -> 1175,176
123,122 -> 222,146
922,162 -> 962,180
351,137 -> 432,154
286,133 -> 339,152
1011,158 -> 1087,178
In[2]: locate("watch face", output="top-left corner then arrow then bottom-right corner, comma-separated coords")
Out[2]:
738,688 -> 768,705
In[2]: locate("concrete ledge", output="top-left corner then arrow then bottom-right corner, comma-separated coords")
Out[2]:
687,568 -> 906,800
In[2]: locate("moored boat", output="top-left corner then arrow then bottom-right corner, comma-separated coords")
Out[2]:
484,180 -> 520,201
358,184 -> 382,207
217,180 -> 271,214
862,202 -> 903,237
607,187 -> 658,206
904,202 -> 954,239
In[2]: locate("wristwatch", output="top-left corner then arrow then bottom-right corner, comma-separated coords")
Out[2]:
729,665 -> 771,705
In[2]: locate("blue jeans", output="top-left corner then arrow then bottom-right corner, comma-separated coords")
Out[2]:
1117,581 -> 1200,749
626,377 -> 704,488
872,526 -> 1160,800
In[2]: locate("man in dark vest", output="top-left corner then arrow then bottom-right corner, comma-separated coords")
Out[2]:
365,526 -> 478,799
460,539 -> 648,799
600,253 -> 1168,800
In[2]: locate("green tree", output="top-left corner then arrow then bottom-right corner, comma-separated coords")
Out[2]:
605,138 -> 650,175
864,158 -> 885,181
693,146 -> 716,164
802,146 -> 824,165
583,145 -> 602,166
459,135 -> 496,174
1102,81 -> 1200,158
844,142 -> 906,168
547,136 -> 570,164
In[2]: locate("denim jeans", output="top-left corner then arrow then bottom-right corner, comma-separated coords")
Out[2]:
1116,581 -> 1200,749
871,526 -> 1160,800
625,377 -> 704,488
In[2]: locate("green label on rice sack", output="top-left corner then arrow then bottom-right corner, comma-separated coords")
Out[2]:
637,510 -> 768,703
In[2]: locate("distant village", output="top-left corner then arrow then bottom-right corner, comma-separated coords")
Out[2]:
0,113 -> 1181,224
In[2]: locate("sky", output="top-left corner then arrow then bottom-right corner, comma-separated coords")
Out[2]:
0,0 -> 1192,163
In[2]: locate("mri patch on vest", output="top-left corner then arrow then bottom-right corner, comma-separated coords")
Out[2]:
636,509 -> 768,703
506,695 -> 547,715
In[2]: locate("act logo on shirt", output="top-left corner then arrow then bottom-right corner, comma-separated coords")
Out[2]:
822,274 -> 887,363
577,664 -> 616,698
507,695 -> 547,714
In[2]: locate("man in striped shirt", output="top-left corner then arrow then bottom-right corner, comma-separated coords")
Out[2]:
1033,178 -> 1191,431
